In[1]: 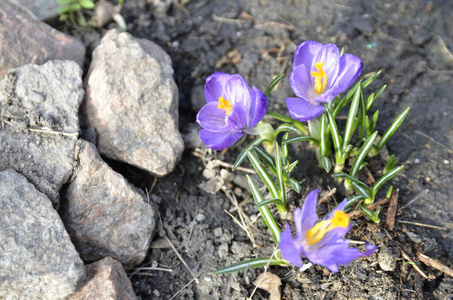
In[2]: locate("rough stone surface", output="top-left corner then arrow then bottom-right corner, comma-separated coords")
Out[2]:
0,9 -> 85,78
0,61 -> 83,205
0,169 -> 85,300
62,140 -> 157,270
82,29 -> 184,176
69,257 -> 136,300
0,0 -> 61,20
378,247 -> 397,272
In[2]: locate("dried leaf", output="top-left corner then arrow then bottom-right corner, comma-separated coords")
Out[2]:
253,272 -> 281,300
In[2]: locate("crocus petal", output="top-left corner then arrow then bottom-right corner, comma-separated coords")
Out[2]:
279,224 -> 303,268
296,190 -> 320,238
294,40 -> 324,72
289,64 -> 313,101
248,86 -> 268,128
199,129 -> 243,150
286,97 -> 326,122
335,53 -> 363,94
196,102 -> 228,132
226,102 -> 248,131
323,198 -> 348,220
205,72 -> 232,103
225,74 -> 252,108
312,44 -> 340,92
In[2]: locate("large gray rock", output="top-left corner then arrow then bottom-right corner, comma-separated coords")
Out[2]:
0,169 -> 85,300
0,9 -> 85,78
0,0 -> 61,20
62,141 -> 157,270
0,61 -> 83,206
82,29 -> 184,176
69,257 -> 136,300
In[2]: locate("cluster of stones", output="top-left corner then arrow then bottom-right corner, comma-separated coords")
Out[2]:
0,3 -> 184,299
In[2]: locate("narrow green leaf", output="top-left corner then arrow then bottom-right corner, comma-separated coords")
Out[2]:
375,107 -> 410,151
344,194 -> 366,211
372,165 -> 404,198
332,80 -> 362,117
285,160 -> 298,175
319,114 -> 329,157
371,110 -> 379,132
321,157 -> 332,172
246,175 -> 281,244
246,150 -> 279,199
332,172 -> 370,192
256,198 -> 283,207
266,112 -> 308,135
70,3 -> 81,10
56,0 -> 74,4
343,85 -> 362,151
361,70 -> 382,89
275,143 -> 286,207
264,74 -> 285,97
358,86 -> 366,139
383,154 -> 398,175
359,205 -> 381,223
213,256 -> 286,274
349,131 -> 378,178
253,146 -> 277,176
351,181 -> 372,199
326,109 -> 342,160
80,0 -> 95,9
283,136 -> 318,144
286,178 -> 301,193
386,185 -> 394,198
58,6 -> 70,13
274,123 -> 301,135
366,85 -> 387,112
232,138 -> 265,170
281,133 -> 290,163
59,13 -> 69,21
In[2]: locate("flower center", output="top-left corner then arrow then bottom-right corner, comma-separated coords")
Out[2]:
218,96 -> 233,115
305,210 -> 349,246
311,62 -> 328,95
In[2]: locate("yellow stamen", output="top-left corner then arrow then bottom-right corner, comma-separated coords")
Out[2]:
305,210 -> 350,246
218,96 -> 233,115
311,61 -> 328,95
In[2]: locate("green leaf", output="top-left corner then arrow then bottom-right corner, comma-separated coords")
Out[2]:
57,6 -> 70,14
371,110 -> 379,132
275,143 -> 286,207
349,131 -> 378,178
375,107 -> 410,152
246,150 -> 279,199
332,172 -> 370,192
274,123 -> 301,135
213,256 -> 286,274
56,0 -> 74,4
332,80 -> 362,117
359,205 -> 381,223
253,146 -> 277,176
281,133 -> 290,163
264,74 -> 285,97
321,157 -> 332,172
59,13 -> 69,21
255,198 -> 283,207
351,181 -> 372,199
70,3 -> 81,10
286,178 -> 301,193
246,175 -> 281,244
319,114 -> 330,158
358,85 -> 367,139
266,112 -> 308,135
361,70 -> 382,89
386,185 -> 394,198
326,108 -> 342,160
344,194 -> 366,211
383,154 -> 398,175
366,85 -> 387,112
80,0 -> 95,9
285,160 -> 298,175
372,165 -> 404,198
283,136 -> 318,144
343,85 -> 362,152
232,138 -> 265,170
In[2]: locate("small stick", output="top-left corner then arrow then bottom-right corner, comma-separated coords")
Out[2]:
348,197 -> 390,219
386,190 -> 399,231
318,188 -> 337,205
418,253 -> 453,278
398,220 -> 448,231
400,248 -> 429,280
168,271 -> 203,300
363,167 -> 376,184
164,236 -> 199,283
185,205 -> 200,250
133,267 -> 173,273
28,128 -> 79,137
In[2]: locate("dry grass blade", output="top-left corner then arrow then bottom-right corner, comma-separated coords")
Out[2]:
398,220 -> 448,231
164,236 -> 199,283
418,253 -> 453,278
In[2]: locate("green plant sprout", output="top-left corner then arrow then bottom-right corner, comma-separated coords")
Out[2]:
57,0 -> 95,26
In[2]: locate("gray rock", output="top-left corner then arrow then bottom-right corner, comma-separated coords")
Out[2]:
0,169 -> 85,300
0,61 -> 83,205
82,29 -> 184,176
378,247 -> 396,272
0,9 -> 85,79
0,0 -> 62,21
62,141 -> 157,270
69,257 -> 136,300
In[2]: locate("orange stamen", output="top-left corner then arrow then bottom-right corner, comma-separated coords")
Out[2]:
311,62 -> 328,95
218,96 -> 233,115
305,210 -> 350,246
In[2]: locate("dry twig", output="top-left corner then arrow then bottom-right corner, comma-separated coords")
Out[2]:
398,220 -> 448,231
386,190 -> 399,230
400,248 -> 429,280
418,253 -> 453,278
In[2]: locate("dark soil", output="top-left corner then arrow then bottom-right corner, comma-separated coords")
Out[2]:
70,0 -> 453,299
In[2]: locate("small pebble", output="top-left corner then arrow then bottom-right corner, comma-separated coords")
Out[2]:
378,248 -> 396,271
196,213 -> 206,222
213,227 -> 223,237
444,160 -> 450,165
204,276 -> 212,282
414,158 -> 420,164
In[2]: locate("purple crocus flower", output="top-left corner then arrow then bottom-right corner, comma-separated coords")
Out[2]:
279,189 -> 377,273
196,72 -> 268,150
286,41 -> 363,121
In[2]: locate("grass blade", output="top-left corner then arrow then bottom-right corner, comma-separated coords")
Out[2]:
213,256 -> 286,274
